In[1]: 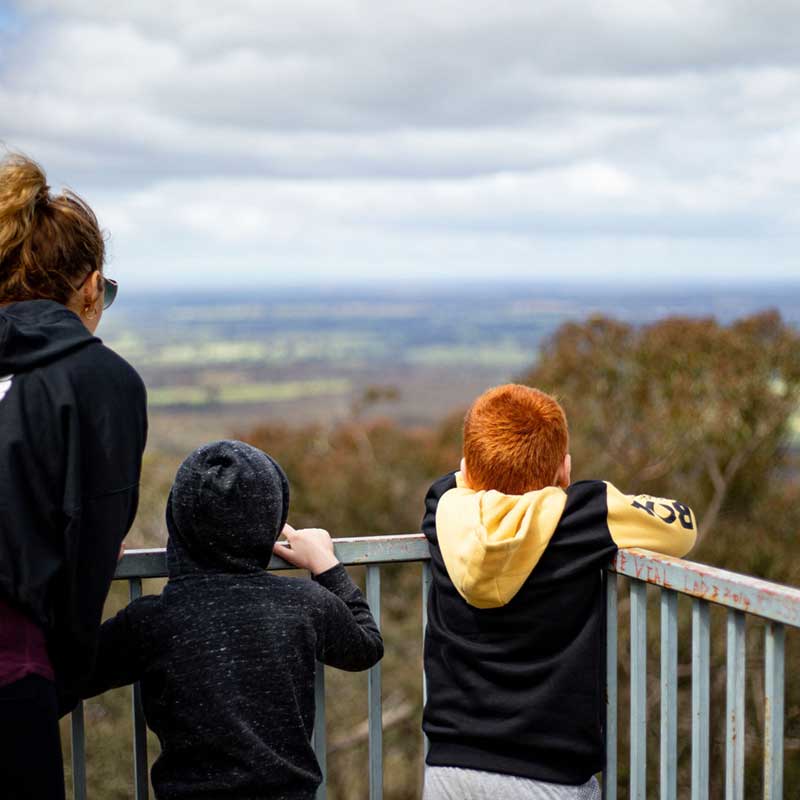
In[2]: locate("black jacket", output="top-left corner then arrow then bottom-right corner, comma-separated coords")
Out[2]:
82,441 -> 384,800
0,300 -> 147,695
422,472 -> 696,784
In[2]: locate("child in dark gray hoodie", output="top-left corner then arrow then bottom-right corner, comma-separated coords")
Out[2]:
79,440 -> 383,800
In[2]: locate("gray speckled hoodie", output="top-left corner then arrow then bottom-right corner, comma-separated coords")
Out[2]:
81,441 -> 383,800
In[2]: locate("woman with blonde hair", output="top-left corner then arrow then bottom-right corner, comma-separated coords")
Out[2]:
0,154 -> 147,797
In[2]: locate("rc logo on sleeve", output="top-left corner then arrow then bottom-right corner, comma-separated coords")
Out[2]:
0,376 -> 13,403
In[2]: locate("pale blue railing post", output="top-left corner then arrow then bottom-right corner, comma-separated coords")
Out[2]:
603,572 -> 618,800
421,560 -> 432,761
725,610 -> 746,800
629,580 -> 648,800
366,565 -> 383,800
763,622 -> 785,800
691,599 -> 710,800
71,700 -> 87,800
660,589 -> 678,800
129,577 -> 149,800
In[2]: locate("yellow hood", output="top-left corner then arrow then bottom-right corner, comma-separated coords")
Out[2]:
435,472 -> 568,609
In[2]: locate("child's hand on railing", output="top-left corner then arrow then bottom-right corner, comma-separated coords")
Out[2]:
273,524 -> 340,576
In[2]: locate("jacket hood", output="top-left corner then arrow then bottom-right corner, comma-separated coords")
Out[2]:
0,300 -> 98,374
435,472 -> 568,608
166,440 -> 290,577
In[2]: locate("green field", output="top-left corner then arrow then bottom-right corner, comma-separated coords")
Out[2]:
148,379 -> 352,408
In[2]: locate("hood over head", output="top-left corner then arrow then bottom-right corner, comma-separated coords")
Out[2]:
0,300 -> 98,374
435,471 -> 568,608
167,440 -> 290,577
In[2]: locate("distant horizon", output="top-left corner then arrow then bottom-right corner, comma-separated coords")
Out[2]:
115,276 -> 800,295
103,280 -> 800,332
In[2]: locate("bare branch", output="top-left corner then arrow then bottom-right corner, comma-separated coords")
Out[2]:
328,700 -> 415,755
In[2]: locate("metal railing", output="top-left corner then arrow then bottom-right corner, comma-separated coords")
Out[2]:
606,548 -> 799,800
68,536 -> 800,799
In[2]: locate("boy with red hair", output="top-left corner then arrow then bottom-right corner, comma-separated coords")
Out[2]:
422,384 -> 697,799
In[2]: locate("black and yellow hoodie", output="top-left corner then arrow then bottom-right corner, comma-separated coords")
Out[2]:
422,471 -> 697,785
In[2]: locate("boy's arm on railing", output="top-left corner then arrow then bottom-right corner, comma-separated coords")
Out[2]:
80,599 -> 151,699
57,598 -> 149,716
313,564 -> 384,672
605,482 -> 698,557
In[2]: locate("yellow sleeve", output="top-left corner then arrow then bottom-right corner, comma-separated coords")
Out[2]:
605,482 -> 697,557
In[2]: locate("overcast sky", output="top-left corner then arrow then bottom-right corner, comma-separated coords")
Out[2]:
1,0 -> 799,288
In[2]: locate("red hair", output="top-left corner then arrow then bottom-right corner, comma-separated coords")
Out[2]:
463,384 -> 569,494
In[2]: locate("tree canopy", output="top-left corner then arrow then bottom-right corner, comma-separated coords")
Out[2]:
522,310 -> 800,543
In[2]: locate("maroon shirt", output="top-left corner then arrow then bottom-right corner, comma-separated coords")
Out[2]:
0,597 -> 54,687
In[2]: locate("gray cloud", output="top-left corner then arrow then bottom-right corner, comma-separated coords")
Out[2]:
1,0 -> 799,285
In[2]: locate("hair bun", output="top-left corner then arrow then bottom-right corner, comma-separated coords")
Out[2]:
0,154 -> 50,260
0,153 -> 104,304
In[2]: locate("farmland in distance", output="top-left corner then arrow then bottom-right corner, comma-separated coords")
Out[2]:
100,281 -> 800,450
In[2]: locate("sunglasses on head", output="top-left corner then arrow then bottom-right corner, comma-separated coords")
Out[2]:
73,272 -> 119,310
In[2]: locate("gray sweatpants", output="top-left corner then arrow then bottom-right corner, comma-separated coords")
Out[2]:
423,766 -> 601,800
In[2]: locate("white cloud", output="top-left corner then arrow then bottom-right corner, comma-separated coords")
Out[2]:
2,0 -> 799,284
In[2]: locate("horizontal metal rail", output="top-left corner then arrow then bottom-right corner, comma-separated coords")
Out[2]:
611,548 -> 800,626
68,538 -> 798,799
118,540 -> 800,626
115,533 -> 431,579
